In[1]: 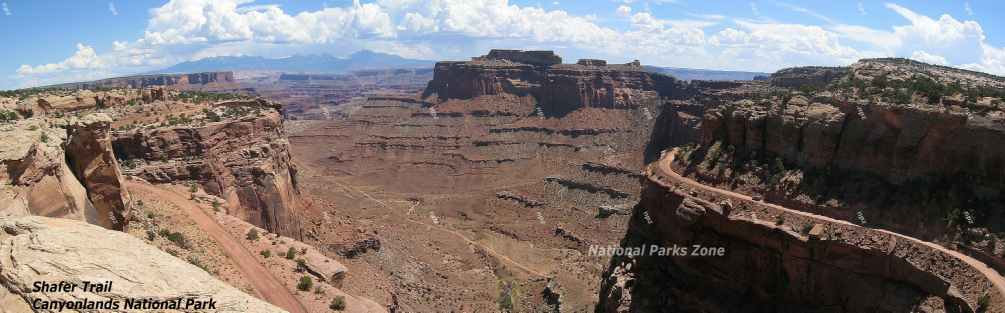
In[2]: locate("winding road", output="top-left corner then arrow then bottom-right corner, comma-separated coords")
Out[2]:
647,148 -> 1005,305
127,181 -> 309,313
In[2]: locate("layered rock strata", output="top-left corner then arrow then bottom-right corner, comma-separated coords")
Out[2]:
423,49 -> 689,117
113,100 -> 304,238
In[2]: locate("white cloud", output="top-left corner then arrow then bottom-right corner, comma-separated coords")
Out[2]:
12,0 -> 1005,88
964,2 -> 973,16
17,44 -> 105,75
109,2 -> 118,16
857,2 -> 866,15
911,50 -> 947,65
2,2 -> 10,16
616,5 -> 632,17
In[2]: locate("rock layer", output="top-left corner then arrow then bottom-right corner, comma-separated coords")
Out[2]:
423,50 -> 689,117
113,100 -> 304,238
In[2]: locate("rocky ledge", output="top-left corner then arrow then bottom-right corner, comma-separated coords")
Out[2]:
0,215 -> 286,313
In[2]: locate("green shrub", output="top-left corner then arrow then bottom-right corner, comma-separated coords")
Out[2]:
329,296 -> 346,311
40,133 -> 49,143
246,229 -> 260,241
261,250 -> 271,258
165,231 -> 191,249
286,247 -> 296,259
297,276 -> 313,291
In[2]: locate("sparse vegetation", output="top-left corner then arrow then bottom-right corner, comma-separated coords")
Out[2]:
40,133 -> 49,143
329,296 -> 346,311
0,110 -> 18,123
286,246 -> 296,259
246,228 -> 260,241
162,231 -> 191,249
260,250 -> 271,258
296,276 -> 313,292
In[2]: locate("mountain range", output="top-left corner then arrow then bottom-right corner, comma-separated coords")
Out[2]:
156,50 -> 435,74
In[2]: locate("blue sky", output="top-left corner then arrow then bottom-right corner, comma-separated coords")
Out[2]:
2,0 -> 1004,89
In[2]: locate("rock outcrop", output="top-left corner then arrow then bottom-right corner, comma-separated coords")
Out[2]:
0,215 -> 287,313
423,50 -> 689,117
113,100 -> 304,238
0,115 -> 131,230
66,114 -> 131,230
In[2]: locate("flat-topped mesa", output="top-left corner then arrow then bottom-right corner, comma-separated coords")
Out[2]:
477,49 -> 563,66
424,50 -> 686,117
44,72 -> 235,90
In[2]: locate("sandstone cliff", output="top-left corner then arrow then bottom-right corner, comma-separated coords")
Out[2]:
0,114 -> 131,230
0,215 -> 287,313
423,50 -> 689,117
113,99 -> 304,238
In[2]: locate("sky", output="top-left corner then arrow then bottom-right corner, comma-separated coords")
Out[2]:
1,0 -> 1004,90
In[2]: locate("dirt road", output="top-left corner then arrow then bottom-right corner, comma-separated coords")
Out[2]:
649,148 -> 1005,302
127,181 -> 309,313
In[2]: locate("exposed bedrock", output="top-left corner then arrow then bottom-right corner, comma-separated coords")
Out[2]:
113,107 -> 304,238
597,181 -> 1000,313
0,215 -> 286,313
0,114 -> 131,230
66,114 -> 132,230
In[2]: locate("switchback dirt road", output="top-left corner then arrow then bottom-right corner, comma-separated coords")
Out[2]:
127,181 -> 308,313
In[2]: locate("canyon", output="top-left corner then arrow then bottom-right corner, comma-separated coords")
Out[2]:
2,50 -> 1005,313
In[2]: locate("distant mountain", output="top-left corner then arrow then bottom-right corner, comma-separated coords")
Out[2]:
157,50 -> 434,74
645,66 -> 770,81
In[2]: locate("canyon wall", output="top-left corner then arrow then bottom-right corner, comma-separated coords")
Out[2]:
700,95 -> 1005,186
597,178 -> 1001,313
113,100 -> 304,238
423,49 -> 690,117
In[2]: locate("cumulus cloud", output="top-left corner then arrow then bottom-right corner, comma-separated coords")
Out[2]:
911,50 -> 947,65
17,44 -> 104,75
12,0 -> 1005,88
616,5 -> 631,17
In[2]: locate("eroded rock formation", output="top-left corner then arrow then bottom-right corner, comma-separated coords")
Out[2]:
0,114 -> 131,230
113,99 -> 304,238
